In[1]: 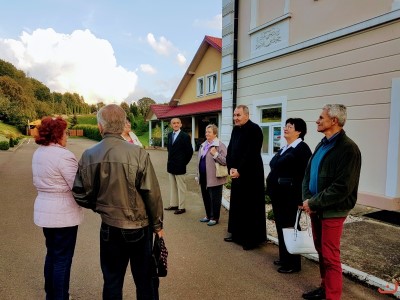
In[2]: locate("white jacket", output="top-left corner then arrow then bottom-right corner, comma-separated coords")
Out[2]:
32,143 -> 84,227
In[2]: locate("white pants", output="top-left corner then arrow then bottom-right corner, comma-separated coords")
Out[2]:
168,173 -> 187,209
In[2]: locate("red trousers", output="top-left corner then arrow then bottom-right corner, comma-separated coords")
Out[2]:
311,215 -> 346,300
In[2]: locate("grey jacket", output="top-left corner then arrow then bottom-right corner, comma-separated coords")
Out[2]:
72,134 -> 163,232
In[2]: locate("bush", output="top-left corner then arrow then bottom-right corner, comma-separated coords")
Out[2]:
9,137 -> 14,147
267,209 -> 275,220
224,176 -> 232,189
73,124 -> 102,141
0,141 -> 10,150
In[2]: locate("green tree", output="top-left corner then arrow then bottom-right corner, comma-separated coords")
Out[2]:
120,101 -> 130,116
130,102 -> 139,116
137,97 -> 156,119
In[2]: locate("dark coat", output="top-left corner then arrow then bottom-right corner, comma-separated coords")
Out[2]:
266,141 -> 312,206
167,131 -> 193,175
302,130 -> 362,218
226,120 -> 266,246
265,141 -> 312,267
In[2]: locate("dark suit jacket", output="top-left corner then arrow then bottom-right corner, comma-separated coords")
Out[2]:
167,131 -> 193,175
266,141 -> 312,206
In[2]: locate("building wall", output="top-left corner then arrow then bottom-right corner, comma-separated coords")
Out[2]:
179,46 -> 222,105
221,0 -> 400,210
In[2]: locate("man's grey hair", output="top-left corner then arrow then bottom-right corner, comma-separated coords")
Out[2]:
323,104 -> 347,127
97,104 -> 126,134
236,104 -> 249,116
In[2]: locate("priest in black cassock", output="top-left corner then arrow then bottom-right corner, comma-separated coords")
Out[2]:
225,105 -> 267,250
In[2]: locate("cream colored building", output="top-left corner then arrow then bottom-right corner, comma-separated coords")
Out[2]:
221,0 -> 400,210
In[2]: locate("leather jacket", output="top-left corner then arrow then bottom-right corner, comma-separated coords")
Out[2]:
72,134 -> 163,232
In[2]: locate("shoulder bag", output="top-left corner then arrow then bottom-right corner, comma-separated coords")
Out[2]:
215,162 -> 228,177
282,209 -> 317,254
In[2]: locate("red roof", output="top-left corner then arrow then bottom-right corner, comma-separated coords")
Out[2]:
150,98 -> 221,119
204,35 -> 222,51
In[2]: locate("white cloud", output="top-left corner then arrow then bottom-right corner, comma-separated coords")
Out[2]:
146,33 -> 175,56
193,14 -> 222,30
0,28 -> 138,105
139,64 -> 157,75
176,53 -> 187,66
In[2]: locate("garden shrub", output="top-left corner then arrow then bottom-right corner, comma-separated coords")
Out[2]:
0,141 -> 10,150
267,209 -> 275,220
73,124 -> 102,141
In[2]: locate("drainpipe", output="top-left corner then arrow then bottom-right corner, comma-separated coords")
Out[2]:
232,0 -> 239,119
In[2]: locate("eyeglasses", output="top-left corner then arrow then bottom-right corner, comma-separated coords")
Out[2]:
284,125 -> 295,130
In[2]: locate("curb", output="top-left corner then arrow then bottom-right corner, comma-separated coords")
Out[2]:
267,234 -> 400,298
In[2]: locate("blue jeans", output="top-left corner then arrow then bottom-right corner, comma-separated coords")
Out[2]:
100,223 -> 158,300
43,226 -> 78,300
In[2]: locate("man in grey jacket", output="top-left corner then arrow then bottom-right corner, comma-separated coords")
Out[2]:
73,104 -> 164,300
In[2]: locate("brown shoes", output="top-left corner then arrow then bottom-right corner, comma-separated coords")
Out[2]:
164,206 -> 178,211
174,209 -> 186,214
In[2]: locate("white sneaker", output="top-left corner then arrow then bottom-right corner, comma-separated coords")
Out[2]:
207,220 -> 218,226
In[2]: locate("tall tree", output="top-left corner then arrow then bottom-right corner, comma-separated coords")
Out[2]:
137,97 -> 156,119
120,101 -> 130,116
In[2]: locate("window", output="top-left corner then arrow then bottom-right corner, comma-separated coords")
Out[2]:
197,77 -> 204,97
206,72 -> 218,94
259,105 -> 282,155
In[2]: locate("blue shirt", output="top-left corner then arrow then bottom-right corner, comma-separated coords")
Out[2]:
309,132 -> 341,195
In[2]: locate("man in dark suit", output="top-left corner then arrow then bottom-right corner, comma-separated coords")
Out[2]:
165,117 -> 194,214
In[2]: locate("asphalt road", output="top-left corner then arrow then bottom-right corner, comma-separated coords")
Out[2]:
0,138 -> 389,299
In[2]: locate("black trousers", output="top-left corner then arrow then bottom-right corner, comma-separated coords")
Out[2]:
271,196 -> 301,270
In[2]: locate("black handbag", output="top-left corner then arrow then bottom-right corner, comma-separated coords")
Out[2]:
152,234 -> 168,277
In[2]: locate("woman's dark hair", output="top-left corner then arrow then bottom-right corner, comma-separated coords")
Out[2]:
286,118 -> 307,140
35,116 -> 67,146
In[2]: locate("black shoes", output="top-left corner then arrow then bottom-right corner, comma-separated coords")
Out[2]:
174,208 -> 186,214
277,266 -> 301,274
224,236 -> 234,242
302,287 -> 325,300
164,206 -> 178,211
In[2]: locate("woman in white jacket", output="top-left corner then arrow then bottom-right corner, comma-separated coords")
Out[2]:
32,116 -> 83,300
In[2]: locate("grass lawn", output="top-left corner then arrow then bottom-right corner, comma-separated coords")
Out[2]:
0,121 -> 23,140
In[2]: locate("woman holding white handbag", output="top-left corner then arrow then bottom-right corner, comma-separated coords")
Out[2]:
266,118 -> 312,273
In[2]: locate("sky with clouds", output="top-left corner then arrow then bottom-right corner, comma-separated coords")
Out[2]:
0,0 -> 222,105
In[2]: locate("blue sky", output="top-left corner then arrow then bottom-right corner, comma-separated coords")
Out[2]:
0,0 -> 222,104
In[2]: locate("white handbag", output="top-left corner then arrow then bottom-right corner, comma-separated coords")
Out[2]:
282,209 -> 318,255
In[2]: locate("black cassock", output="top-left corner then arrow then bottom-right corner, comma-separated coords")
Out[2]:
226,120 -> 266,247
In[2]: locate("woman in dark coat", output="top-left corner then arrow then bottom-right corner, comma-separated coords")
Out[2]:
225,105 -> 266,250
266,118 -> 312,273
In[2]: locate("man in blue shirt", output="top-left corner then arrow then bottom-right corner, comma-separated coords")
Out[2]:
302,104 -> 362,300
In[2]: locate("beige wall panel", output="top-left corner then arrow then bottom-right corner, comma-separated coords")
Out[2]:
239,18 -> 400,73
258,1 -> 285,26
238,41 -> 400,90
180,47 -> 221,104
237,72 -> 398,105
238,0 -> 400,62
287,89 -> 391,112
350,119 -> 389,195
290,0 -> 393,44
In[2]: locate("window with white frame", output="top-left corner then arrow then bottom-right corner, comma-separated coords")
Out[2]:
206,72 -> 218,94
259,104 -> 283,155
197,77 -> 204,97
